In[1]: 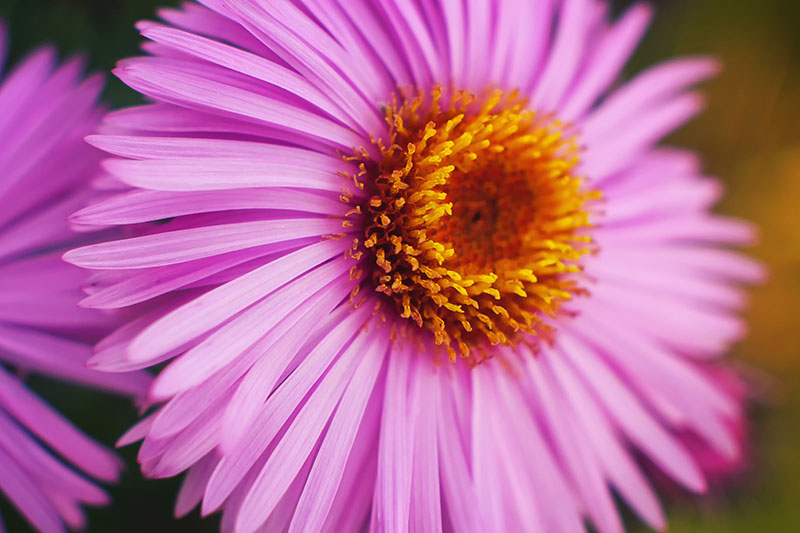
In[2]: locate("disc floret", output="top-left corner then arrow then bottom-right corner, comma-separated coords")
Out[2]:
349,87 -> 597,361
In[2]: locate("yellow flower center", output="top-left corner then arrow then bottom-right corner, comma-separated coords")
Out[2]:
346,87 -> 597,362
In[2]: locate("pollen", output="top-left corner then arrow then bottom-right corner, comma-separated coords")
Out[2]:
349,87 -> 598,362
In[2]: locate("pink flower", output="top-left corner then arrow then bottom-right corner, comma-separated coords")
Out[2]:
0,22 -> 150,533
66,2 -> 763,532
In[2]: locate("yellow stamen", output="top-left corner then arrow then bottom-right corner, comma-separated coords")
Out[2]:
349,87 -> 598,363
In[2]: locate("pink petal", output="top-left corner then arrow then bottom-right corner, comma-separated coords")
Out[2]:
371,346 -> 413,532
64,218 -> 346,269
101,156 -> 350,193
202,303 -> 375,514
463,0 -> 493,90
138,23 -> 365,131
409,358 -> 442,533
0,324 -> 150,397
218,274 -> 356,451
526,357 -> 621,533
219,0 -> 383,132
149,258 -> 354,399
436,375 -> 480,533
583,92 -> 706,179
0,411 -> 108,506
128,238 -> 351,362
289,331 -> 388,533
489,362 -> 586,532
532,0 -> 597,112
78,243 -> 288,309
0,368 -> 121,482
0,444 -> 64,533
560,3 -> 652,120
234,327 -> 379,533
582,57 -> 719,141
114,58 -> 365,149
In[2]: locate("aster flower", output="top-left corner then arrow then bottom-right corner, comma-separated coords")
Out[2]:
0,22 -> 151,533
66,1 -> 763,532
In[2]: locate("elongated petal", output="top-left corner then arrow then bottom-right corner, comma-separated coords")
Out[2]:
64,219 -> 346,269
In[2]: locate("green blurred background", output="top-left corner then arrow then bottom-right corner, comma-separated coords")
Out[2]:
0,0 -> 798,531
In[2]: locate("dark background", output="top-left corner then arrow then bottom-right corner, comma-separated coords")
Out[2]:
0,0 -> 798,531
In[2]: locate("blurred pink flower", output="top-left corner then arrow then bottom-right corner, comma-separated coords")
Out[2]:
66,1 -> 763,532
0,22 -> 150,533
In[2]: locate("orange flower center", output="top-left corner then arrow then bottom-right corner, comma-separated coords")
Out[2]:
346,87 -> 597,362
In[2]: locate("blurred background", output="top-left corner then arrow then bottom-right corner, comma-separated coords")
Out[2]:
0,0 -> 797,531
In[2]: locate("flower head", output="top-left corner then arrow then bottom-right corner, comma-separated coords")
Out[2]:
67,2 -> 763,532
0,22 -> 150,533
357,87 -> 595,361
